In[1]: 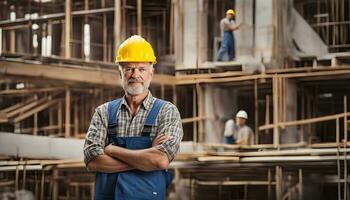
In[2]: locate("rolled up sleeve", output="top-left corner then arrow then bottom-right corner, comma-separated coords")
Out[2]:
83,104 -> 108,165
156,103 -> 183,161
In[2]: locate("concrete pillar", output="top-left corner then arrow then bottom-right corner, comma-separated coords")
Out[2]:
281,79 -> 298,144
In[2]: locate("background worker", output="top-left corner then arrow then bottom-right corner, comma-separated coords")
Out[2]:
223,110 -> 254,145
217,9 -> 242,61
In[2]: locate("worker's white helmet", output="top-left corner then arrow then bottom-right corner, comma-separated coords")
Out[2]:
236,110 -> 248,119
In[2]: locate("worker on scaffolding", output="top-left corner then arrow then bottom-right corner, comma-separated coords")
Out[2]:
224,110 -> 254,145
83,35 -> 183,200
217,9 -> 242,61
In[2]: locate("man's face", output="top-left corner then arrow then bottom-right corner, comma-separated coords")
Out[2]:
226,13 -> 234,20
119,62 -> 154,96
236,117 -> 246,126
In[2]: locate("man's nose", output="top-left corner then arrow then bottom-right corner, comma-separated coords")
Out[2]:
131,68 -> 141,77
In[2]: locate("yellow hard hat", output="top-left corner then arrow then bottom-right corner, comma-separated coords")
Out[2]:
116,35 -> 157,64
226,9 -> 235,15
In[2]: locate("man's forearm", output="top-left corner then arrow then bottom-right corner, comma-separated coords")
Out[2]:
87,154 -> 133,173
236,139 -> 248,145
105,145 -> 169,172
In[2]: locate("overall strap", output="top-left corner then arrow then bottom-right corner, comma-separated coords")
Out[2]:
107,98 -> 122,136
141,99 -> 165,136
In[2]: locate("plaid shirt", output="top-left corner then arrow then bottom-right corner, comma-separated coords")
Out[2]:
83,92 -> 183,165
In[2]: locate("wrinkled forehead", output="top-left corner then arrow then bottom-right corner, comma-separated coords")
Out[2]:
119,62 -> 152,68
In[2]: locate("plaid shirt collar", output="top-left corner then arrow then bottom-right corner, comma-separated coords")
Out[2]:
120,91 -> 154,111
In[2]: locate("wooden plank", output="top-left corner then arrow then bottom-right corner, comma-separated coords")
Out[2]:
13,99 -> 59,123
260,112 -> 350,130
195,180 -> 276,186
0,98 -> 33,113
0,60 -> 121,86
197,156 -> 239,162
0,87 -> 64,95
7,97 -> 49,118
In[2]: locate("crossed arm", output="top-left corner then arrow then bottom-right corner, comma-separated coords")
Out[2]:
86,134 -> 168,173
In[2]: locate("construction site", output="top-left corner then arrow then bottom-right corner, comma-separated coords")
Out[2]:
0,0 -> 349,199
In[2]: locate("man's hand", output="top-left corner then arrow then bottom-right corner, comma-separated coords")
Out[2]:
152,133 -> 167,146
105,143 -> 114,155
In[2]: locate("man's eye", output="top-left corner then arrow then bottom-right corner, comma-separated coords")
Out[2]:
139,68 -> 146,72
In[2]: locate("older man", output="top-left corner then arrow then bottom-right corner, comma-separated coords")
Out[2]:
84,35 -> 183,200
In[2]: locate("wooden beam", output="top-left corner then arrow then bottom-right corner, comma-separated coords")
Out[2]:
0,60 -> 175,86
52,168 -> 59,200
7,97 -> 49,118
344,95 -> 348,143
33,95 -> 38,135
254,79 -> 258,144
13,99 -> 58,123
65,0 -> 71,58
192,86 -> 197,144
0,97 -> 34,113
260,112 -> 350,130
58,102 -> 62,134
169,2 -> 174,54
137,0 -> 142,35
102,0 -> 108,62
160,84 -> 165,99
0,87 -> 64,95
197,83 -> 205,142
265,95 -> 270,136
272,76 -> 280,148
336,117 -> 340,144
74,100 -> 79,137
10,30 -> 15,53
172,85 -> 177,106
65,88 -> 71,137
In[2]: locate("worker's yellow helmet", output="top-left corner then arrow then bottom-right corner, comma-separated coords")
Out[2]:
226,9 -> 235,15
116,35 -> 157,64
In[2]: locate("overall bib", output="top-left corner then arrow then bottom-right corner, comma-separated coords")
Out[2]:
217,31 -> 236,61
94,98 -> 173,200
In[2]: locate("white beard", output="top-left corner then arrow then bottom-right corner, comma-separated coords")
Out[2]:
122,76 -> 151,96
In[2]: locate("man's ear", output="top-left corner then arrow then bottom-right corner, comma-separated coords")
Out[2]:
150,67 -> 154,77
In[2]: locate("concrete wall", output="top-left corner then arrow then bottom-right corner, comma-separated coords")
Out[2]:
204,85 -> 238,143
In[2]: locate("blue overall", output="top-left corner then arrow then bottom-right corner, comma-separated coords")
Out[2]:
217,31 -> 235,61
223,135 -> 234,144
94,98 -> 173,200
